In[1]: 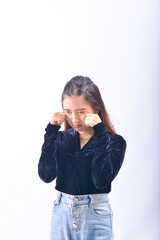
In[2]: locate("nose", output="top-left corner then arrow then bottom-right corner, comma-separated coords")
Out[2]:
71,113 -> 79,123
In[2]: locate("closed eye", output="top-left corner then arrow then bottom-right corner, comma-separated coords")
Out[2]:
77,111 -> 84,114
65,110 -> 71,114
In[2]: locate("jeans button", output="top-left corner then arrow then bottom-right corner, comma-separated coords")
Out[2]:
73,223 -> 79,227
72,215 -> 79,219
73,197 -> 78,202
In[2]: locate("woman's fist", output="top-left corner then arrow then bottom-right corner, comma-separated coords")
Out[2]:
85,114 -> 102,127
50,112 -> 66,126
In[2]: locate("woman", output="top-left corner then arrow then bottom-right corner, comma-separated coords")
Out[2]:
38,76 -> 127,240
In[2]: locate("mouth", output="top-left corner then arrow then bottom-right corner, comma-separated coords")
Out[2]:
73,125 -> 82,129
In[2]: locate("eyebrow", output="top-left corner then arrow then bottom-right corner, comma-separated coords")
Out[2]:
63,108 -> 86,111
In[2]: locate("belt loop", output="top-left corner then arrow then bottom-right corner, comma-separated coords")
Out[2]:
89,194 -> 94,208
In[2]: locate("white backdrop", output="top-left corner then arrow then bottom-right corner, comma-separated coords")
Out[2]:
0,0 -> 159,239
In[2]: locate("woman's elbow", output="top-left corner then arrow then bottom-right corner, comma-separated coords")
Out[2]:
38,168 -> 56,183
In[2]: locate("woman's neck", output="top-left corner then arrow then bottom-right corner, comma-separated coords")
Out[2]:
78,128 -> 94,140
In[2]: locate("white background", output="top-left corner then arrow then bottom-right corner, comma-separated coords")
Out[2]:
0,0 -> 159,239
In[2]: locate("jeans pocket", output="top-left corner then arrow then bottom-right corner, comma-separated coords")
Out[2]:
91,202 -> 111,218
52,199 -> 60,211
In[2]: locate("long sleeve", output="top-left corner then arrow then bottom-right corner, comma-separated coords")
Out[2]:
38,123 -> 61,183
91,122 -> 127,189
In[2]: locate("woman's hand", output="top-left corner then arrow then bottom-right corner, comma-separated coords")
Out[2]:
85,114 -> 102,127
50,112 -> 66,126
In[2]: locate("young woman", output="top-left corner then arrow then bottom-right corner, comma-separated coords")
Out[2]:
38,76 -> 127,240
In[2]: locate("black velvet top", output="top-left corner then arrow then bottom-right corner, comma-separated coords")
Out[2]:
38,122 -> 127,195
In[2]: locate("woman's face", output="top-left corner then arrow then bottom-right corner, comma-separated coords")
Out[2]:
63,95 -> 98,131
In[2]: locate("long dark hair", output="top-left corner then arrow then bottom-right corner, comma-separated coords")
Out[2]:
61,75 -> 116,134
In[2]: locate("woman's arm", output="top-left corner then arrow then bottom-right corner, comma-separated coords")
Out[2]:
38,112 -> 66,183
38,123 -> 61,183
91,122 -> 127,189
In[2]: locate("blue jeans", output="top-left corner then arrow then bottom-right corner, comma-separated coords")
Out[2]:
50,191 -> 114,240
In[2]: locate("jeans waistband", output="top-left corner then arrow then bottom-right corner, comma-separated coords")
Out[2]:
55,191 -> 109,205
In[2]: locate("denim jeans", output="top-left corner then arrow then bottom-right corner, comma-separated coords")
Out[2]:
50,191 -> 114,240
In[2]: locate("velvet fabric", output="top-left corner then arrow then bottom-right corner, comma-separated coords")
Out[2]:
38,122 -> 127,195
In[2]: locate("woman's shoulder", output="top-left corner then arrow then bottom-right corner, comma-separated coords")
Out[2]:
108,131 -> 127,146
